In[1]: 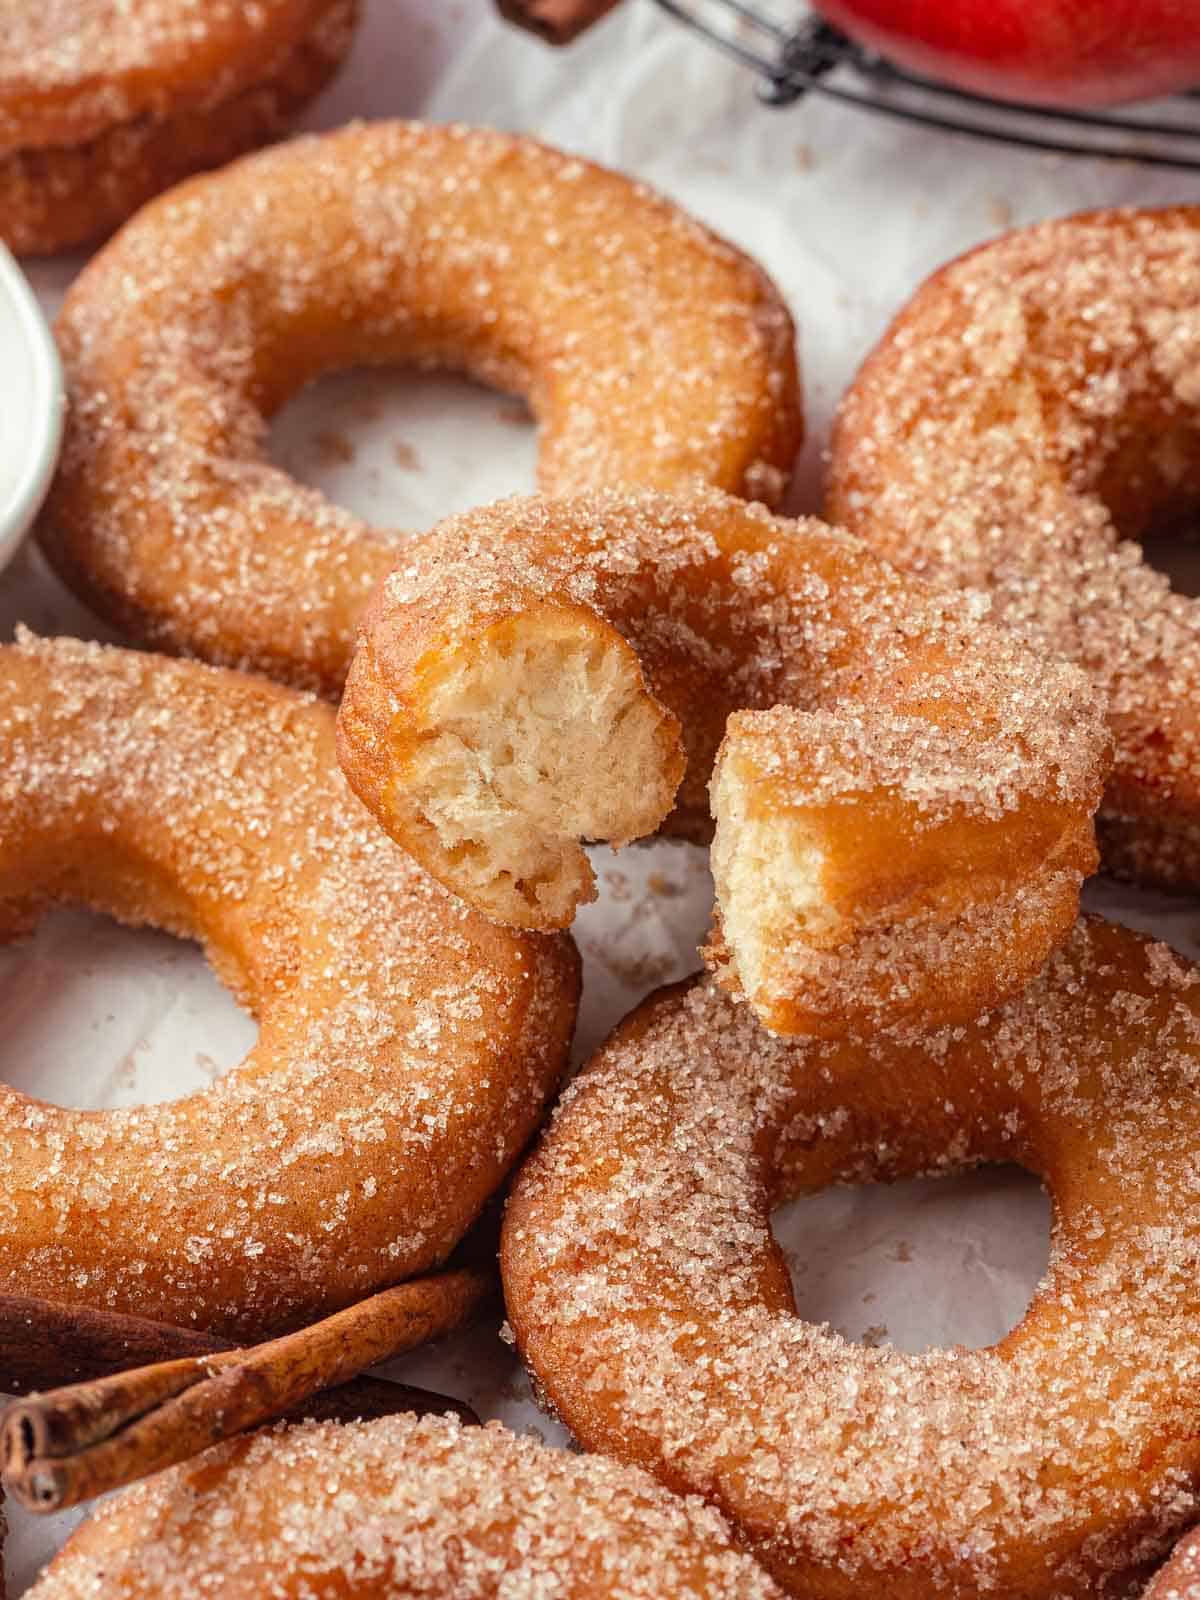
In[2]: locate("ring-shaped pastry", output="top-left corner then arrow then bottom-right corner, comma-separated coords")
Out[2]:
503,917 -> 1200,1599
26,1414 -> 785,1598
339,488 -> 1106,1037
828,207 -> 1200,891
40,121 -> 802,695
0,0 -> 358,255
0,632 -> 578,1339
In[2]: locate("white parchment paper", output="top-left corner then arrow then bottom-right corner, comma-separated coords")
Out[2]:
5,0 -> 1200,1588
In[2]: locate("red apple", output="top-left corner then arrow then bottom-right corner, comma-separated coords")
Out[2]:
809,0 -> 1200,108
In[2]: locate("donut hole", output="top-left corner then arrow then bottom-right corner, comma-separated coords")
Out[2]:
773,1165 -> 1050,1353
0,906 -> 254,1109
1089,405 -> 1200,549
1136,521 -> 1200,600
266,367 -> 537,533
1071,397 -> 1200,593
395,607 -> 685,929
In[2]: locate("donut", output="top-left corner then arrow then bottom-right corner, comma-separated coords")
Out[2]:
338,488 -> 1106,1038
1147,1527 -> 1200,1599
827,207 -> 1200,891
0,1 -> 357,256
0,631 -> 578,1339
502,917 -> 1200,1599
39,122 -> 802,696
26,1413 -> 785,1599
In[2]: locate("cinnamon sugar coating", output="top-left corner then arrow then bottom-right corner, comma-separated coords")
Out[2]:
0,634 -> 578,1339
503,918 -> 1200,1598
829,207 -> 1200,891
1,0 -> 357,257
1147,1526 -> 1200,1599
27,1415 -> 784,1598
0,0 -> 342,149
340,487 -> 1106,1036
41,121 -> 801,691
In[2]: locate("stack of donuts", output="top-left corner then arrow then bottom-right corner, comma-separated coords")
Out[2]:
4,7 -> 1200,1598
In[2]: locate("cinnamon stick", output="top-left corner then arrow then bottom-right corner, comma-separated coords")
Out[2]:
0,1292 -> 476,1426
496,0 -> 625,45
3,1268 -> 491,1513
0,1294 -> 233,1393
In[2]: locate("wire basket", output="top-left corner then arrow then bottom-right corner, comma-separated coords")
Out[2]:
653,0 -> 1200,171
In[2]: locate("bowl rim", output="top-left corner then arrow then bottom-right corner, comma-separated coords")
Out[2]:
0,244 -> 63,575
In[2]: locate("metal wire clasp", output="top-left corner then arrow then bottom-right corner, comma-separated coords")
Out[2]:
652,0 -> 1200,170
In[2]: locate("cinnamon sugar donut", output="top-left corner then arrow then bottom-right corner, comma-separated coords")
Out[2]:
27,1414 -> 784,1599
828,207 -> 1200,892
338,488 -> 1105,1038
0,632 -> 578,1340
0,1 -> 357,256
503,917 -> 1200,1599
40,122 -> 801,696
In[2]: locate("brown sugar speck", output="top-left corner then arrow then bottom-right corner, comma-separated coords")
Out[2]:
986,195 -> 1014,229
311,428 -> 355,467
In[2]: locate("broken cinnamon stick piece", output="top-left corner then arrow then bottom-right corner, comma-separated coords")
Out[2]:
0,1291 -> 476,1432
496,0 -> 625,45
3,1267 -> 490,1513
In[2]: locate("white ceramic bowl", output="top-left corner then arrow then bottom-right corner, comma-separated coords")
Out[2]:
0,245 -> 63,576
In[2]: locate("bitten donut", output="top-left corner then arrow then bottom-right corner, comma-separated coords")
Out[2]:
40,122 -> 801,695
26,1414 -> 784,1599
828,207 -> 1200,891
0,1 -> 357,256
503,918 -> 1200,1599
339,488 -> 1105,1037
1147,1527 -> 1200,1599
0,632 -> 578,1339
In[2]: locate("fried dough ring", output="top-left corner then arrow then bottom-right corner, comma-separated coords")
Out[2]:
0,633 -> 578,1340
338,488 -> 1105,1037
27,1415 -> 784,1599
0,1 -> 346,148
40,122 -> 801,695
503,917 -> 1200,1599
0,0 -> 357,257
828,207 -> 1200,891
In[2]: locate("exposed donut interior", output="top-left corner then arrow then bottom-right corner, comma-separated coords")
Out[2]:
393,606 -> 683,928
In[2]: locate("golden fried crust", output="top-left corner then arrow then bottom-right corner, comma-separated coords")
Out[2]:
39,122 -> 802,693
1145,1526 -> 1200,1600
339,488 -> 1106,1038
0,0 -> 358,257
502,918 -> 1200,1599
0,0 -> 343,150
828,206 -> 1200,891
26,1415 -> 785,1600
0,634 -> 579,1340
